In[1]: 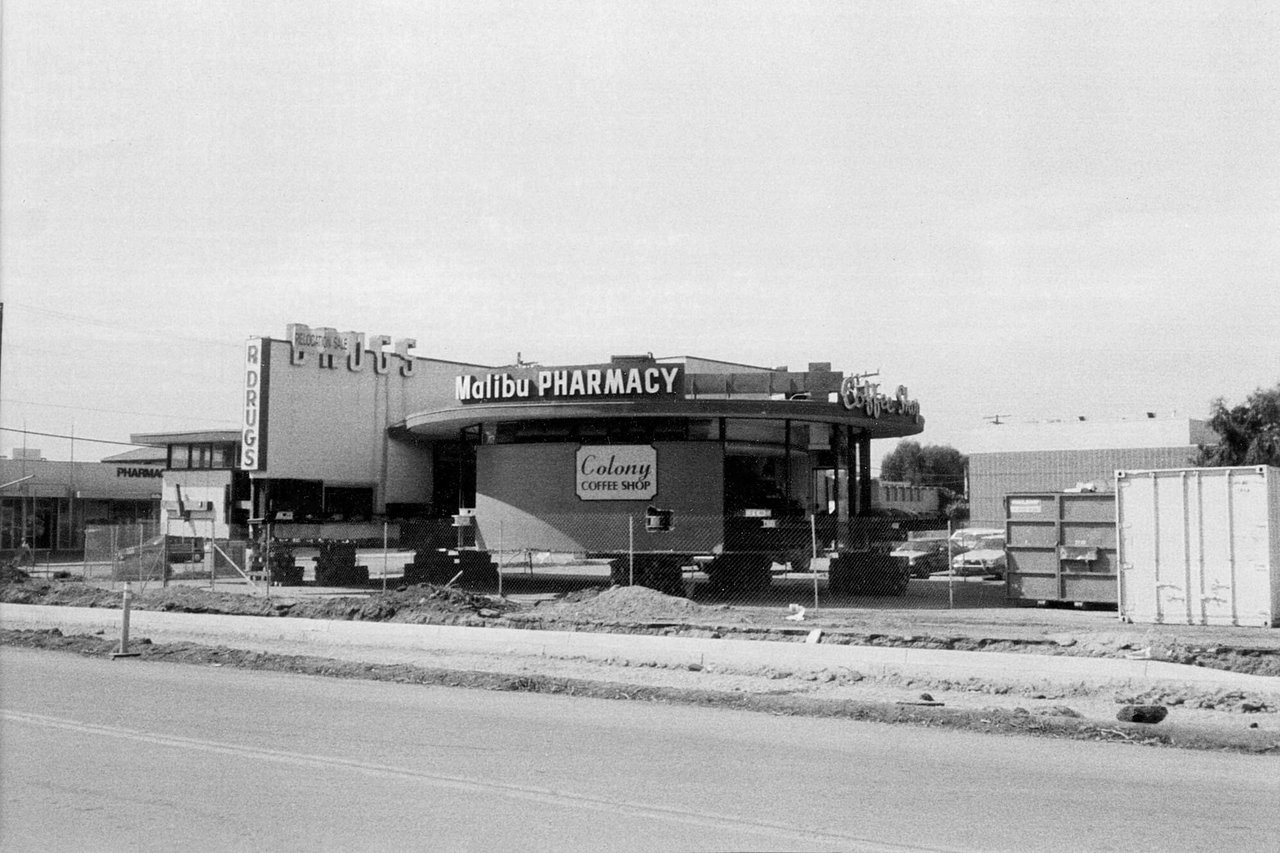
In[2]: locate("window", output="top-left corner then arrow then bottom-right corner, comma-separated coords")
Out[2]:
491,418 -> 719,445
211,445 -> 232,468
168,442 -> 236,470
725,419 -> 785,445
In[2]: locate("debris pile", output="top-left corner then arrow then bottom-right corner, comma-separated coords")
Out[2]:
538,584 -> 706,623
285,584 -> 512,624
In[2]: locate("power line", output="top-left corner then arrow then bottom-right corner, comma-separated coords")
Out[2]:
6,301 -> 245,349
0,397 -> 237,425
0,427 -> 146,447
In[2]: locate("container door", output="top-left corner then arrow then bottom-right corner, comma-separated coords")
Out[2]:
1119,472 -> 1195,624
1193,470 -> 1234,624
1118,475 -> 1161,622
1153,472 -> 1194,624
1226,469 -> 1273,627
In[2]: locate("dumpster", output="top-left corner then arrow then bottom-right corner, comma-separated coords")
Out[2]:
1116,466 -> 1280,627
1005,491 -> 1117,605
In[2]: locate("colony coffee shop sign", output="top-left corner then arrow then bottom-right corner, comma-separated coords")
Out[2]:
576,445 -> 657,501
457,362 -> 683,404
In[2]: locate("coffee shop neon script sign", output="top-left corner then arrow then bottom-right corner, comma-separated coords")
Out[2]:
576,446 -> 657,501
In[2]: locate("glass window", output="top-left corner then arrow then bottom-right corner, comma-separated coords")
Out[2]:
211,444 -> 231,468
649,418 -> 687,441
685,419 -> 719,441
169,444 -> 190,469
725,419 -> 785,446
806,422 -> 832,451
788,422 -> 810,450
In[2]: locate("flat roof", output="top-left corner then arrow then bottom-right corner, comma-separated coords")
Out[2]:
130,429 -> 241,447
402,397 -> 924,440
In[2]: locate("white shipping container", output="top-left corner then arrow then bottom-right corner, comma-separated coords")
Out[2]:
1116,466 -> 1280,627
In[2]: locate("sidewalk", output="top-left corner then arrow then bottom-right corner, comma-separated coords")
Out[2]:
5,602 -> 1277,693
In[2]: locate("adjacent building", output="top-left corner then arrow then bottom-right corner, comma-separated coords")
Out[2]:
964,416 -> 1217,526
0,449 -> 162,556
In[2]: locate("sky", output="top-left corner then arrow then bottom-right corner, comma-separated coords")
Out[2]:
2,1 -> 1277,466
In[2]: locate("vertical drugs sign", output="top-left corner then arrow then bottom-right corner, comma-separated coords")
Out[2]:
241,337 -> 271,470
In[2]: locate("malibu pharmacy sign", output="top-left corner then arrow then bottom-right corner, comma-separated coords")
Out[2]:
457,362 -> 683,404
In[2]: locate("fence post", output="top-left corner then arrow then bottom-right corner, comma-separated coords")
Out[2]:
947,519 -> 954,610
628,515 -> 634,586
209,516 -> 215,591
497,521 -> 504,598
264,522 -> 272,602
810,514 -> 819,612
382,520 -> 389,593
82,530 -> 89,582
110,581 -> 141,659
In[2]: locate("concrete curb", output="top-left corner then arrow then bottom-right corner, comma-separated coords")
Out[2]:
4,603 -> 1278,692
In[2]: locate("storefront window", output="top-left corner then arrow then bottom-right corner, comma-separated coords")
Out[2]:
169,445 -> 190,469
725,419 -> 785,446
491,418 -> 721,445
686,419 -> 719,441
211,444 -> 232,468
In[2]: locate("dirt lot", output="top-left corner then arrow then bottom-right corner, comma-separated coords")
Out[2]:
4,569 -> 1279,753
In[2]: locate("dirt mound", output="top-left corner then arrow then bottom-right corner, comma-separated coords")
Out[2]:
539,585 -> 706,623
145,586 -> 284,617
284,584 -> 511,624
1,562 -> 31,584
0,580 -> 119,608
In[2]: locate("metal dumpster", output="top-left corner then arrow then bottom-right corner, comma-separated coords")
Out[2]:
1116,466 -> 1280,627
1005,491 -> 1118,605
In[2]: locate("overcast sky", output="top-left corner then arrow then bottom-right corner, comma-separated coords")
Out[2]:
2,1 -> 1276,464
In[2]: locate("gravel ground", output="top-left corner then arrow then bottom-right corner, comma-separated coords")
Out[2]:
4,570 -> 1279,752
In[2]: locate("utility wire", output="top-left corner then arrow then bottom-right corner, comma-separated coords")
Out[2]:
6,301 -> 245,349
0,426 -> 148,447
0,397 -> 237,425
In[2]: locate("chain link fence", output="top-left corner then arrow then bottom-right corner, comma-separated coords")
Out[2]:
394,513 -> 1004,610
68,516 -> 1006,611
81,523 -> 251,588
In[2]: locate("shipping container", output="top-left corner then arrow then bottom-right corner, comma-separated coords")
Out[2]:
1004,491 -> 1117,605
1116,466 -> 1280,627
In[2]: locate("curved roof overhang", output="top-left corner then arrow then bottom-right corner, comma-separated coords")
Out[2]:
399,398 -> 924,441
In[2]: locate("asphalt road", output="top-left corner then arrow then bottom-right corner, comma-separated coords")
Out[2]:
2,648 -> 1277,852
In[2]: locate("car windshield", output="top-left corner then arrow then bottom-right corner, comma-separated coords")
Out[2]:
894,542 -> 933,553
950,529 -> 1004,549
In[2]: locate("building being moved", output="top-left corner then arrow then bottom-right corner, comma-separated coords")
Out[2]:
130,323 -> 927,594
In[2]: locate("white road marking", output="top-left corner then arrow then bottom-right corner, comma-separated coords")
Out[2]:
4,708 -> 961,852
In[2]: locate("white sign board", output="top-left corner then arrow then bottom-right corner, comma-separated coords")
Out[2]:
576,445 -> 657,501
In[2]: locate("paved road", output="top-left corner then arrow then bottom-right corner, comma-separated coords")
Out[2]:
2,648 -> 1277,852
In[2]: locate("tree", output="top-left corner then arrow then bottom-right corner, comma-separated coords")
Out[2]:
1195,382 -> 1280,467
880,440 -> 967,496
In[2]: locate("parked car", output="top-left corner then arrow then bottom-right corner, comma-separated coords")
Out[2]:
948,529 -> 1006,578
890,535 -> 949,578
116,535 -> 205,564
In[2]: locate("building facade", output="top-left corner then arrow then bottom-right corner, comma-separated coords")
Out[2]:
212,323 -> 927,590
0,453 -> 162,556
964,418 -> 1216,526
